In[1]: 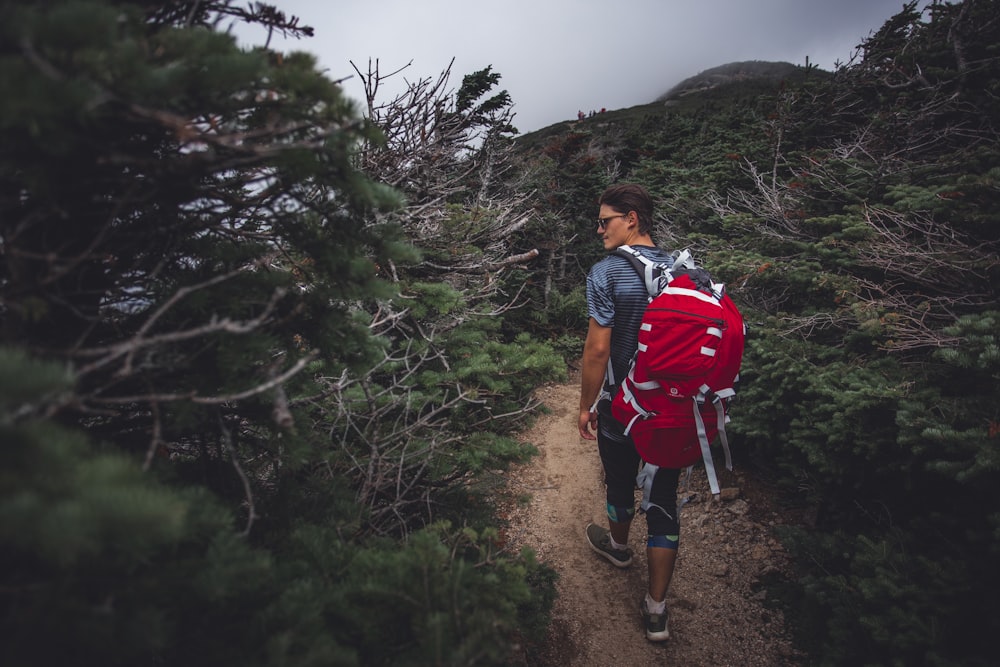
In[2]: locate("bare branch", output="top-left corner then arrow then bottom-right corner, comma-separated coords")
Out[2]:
218,409 -> 257,537
87,351 -> 317,405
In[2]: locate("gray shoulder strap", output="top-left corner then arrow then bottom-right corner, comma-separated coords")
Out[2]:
614,245 -> 661,299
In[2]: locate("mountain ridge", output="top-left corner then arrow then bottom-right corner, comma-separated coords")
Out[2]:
515,59 -> 823,148
656,59 -> 816,101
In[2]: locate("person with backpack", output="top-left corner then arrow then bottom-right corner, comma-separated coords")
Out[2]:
577,183 -> 679,642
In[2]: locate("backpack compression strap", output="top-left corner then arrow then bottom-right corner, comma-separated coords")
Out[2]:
692,389 -> 735,496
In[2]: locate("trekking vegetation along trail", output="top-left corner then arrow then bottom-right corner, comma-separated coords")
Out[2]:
504,377 -> 803,666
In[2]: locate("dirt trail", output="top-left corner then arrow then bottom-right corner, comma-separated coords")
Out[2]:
504,379 -> 802,666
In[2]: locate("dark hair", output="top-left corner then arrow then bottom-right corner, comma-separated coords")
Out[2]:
599,183 -> 654,235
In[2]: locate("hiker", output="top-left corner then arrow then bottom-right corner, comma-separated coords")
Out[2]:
578,183 -> 678,642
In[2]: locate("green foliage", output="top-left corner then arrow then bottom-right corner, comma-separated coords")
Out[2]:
1,1 -> 559,664
777,516 -> 999,667
399,281 -> 465,319
547,332 -> 585,365
2,351 -> 270,666
454,66 -> 517,137
270,521 -> 553,666
934,311 -> 1000,372
1,369 -> 554,666
443,321 -> 567,418
452,432 -> 538,473
732,336 -> 908,488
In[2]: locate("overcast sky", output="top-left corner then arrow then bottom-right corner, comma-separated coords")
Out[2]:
238,0 -> 919,134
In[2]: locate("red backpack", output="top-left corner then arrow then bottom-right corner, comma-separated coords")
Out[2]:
610,246 -> 746,495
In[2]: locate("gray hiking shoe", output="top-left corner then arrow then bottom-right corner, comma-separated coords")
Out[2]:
640,597 -> 670,642
586,523 -> 632,568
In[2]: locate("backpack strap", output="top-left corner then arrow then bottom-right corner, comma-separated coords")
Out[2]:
602,245 -> 667,396
636,462 -> 679,520
692,387 -> 735,496
614,245 -> 668,299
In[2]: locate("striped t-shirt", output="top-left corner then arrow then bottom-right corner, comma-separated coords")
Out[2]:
586,245 -> 675,396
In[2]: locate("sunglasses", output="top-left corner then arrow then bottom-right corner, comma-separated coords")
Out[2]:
596,214 -> 626,231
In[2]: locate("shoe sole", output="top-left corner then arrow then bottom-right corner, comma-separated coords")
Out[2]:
585,524 -> 632,568
645,627 -> 670,642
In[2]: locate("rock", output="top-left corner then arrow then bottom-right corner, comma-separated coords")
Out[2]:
726,499 -> 750,515
718,487 -> 741,501
711,563 -> 730,577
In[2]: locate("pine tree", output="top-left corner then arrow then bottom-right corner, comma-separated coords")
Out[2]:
1,2 -> 557,663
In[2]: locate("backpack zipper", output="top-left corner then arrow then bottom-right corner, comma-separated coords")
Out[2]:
647,307 -> 725,328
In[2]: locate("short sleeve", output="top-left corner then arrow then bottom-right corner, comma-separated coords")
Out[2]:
586,265 -> 615,327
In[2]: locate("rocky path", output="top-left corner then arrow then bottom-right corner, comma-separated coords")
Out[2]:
503,379 -> 803,666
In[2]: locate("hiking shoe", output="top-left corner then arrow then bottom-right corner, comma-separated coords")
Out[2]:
641,597 -> 670,642
586,523 -> 632,568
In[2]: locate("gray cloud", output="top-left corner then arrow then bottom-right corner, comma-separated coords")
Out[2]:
244,0 -> 920,133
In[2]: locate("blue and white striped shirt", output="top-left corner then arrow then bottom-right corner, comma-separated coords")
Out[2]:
586,245 -> 675,394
